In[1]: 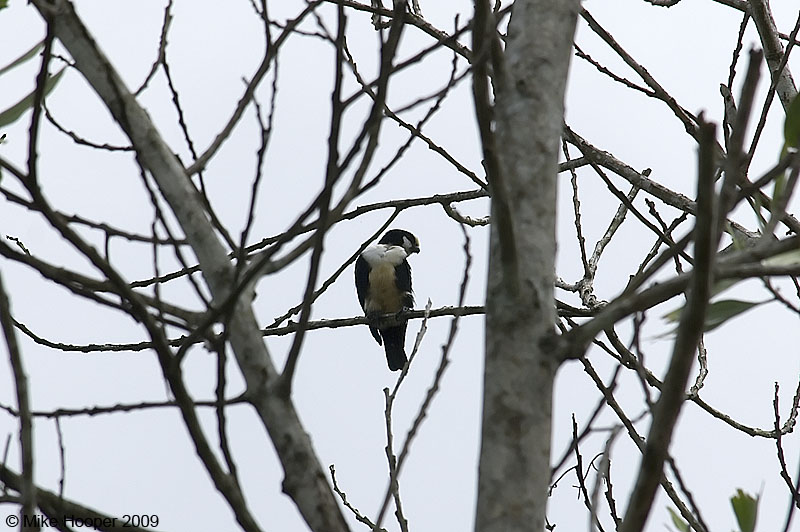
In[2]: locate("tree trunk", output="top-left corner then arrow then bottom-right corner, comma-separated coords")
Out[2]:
475,1 -> 580,531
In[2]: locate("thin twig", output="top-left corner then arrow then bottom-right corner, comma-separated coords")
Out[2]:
773,384 -> 800,511
329,465 -> 387,532
279,2 -> 348,396
0,397 -> 247,419
53,417 -> 66,500
0,272 -> 36,525
374,224 -> 472,530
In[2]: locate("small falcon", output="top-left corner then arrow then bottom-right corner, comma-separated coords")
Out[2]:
355,229 -> 420,371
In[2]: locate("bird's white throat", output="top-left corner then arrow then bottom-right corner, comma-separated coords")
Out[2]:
360,244 -> 408,267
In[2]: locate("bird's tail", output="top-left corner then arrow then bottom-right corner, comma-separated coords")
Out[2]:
381,325 -> 408,371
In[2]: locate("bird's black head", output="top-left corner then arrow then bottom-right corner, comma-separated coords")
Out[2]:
379,229 -> 420,255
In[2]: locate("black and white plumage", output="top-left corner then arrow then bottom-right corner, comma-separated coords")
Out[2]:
355,229 -> 420,371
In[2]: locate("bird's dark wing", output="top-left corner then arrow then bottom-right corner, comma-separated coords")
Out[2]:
354,255 -> 370,312
395,260 -> 414,309
356,254 -> 382,345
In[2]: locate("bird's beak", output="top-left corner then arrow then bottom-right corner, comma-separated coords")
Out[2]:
410,245 -> 420,254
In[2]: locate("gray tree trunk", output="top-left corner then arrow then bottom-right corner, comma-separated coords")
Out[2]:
476,1 -> 580,531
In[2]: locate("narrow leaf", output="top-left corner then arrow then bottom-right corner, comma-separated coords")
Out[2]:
662,299 -> 766,334
762,248 -> 800,268
662,306 -> 683,324
784,92 -> 800,150
702,299 -> 766,332
711,278 -> 740,298
730,489 -> 758,532
666,507 -> 690,532
773,169 -> 787,205
0,40 -> 44,77
0,68 -> 65,128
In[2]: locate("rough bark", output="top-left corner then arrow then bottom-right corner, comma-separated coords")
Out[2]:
749,0 -> 798,110
475,1 -> 580,531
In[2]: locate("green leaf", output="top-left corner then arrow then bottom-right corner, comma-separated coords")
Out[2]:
727,225 -> 748,251
773,169 -> 787,205
710,278 -> 740,298
662,299 -> 767,333
784,92 -> 800,151
667,507 -> 690,532
731,489 -> 758,532
0,0 -> 8,11
0,40 -> 44,77
0,68 -> 65,128
662,306 -> 683,324
762,248 -> 800,268
703,299 -> 766,332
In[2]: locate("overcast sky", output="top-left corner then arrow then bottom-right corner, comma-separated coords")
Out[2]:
1,1 -> 800,531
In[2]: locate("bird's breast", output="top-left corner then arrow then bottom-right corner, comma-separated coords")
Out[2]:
366,262 -> 404,313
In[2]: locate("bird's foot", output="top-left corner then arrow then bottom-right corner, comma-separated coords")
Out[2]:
365,311 -> 382,326
394,307 -> 413,321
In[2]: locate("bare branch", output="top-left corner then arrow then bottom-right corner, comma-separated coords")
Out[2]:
134,0 -> 174,96
579,356 -> 707,532
581,8 -> 703,143
329,465 -> 387,532
186,1 -> 325,176
0,273 -> 36,527
618,117 -> 718,532
376,226 -> 471,531
279,2 -> 349,396
30,1 -> 345,529
0,397 -> 247,419
773,384 -> 800,513
749,0 -> 798,110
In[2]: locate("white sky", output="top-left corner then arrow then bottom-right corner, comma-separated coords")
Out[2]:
1,1 -> 799,531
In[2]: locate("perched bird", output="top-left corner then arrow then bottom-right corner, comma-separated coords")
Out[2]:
355,229 -> 420,371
